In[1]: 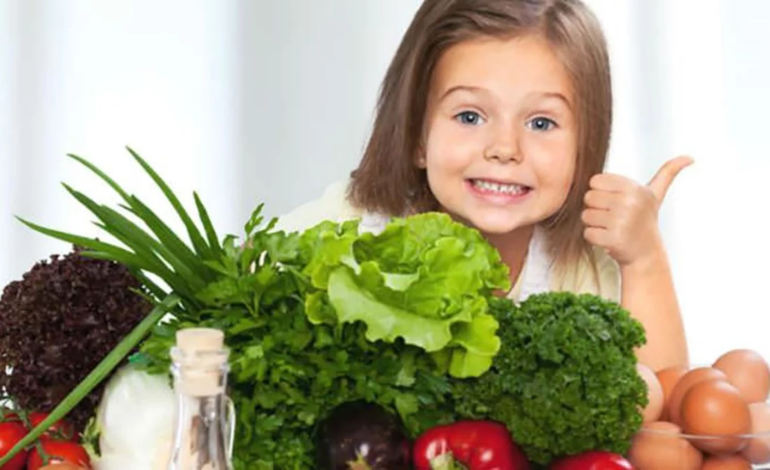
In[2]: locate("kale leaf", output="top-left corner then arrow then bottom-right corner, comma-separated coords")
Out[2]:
452,292 -> 648,465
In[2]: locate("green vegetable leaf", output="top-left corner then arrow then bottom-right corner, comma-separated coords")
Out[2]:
450,310 -> 500,356
305,291 -> 336,325
69,151 -> 214,277
353,212 -> 510,292
447,311 -> 501,378
394,393 -> 419,418
194,191 -> 223,255
126,146 -> 212,260
453,292 -> 648,465
302,228 -> 358,289
327,266 -> 456,351
299,212 -> 509,377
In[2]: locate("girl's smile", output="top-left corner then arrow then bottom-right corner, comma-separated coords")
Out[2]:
465,178 -> 532,205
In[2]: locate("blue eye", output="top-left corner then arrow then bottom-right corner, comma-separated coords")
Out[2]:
455,111 -> 485,126
527,117 -> 557,131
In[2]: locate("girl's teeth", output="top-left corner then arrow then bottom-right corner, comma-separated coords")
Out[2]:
472,179 -> 526,195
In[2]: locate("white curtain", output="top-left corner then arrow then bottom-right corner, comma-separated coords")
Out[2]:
1,0 -> 768,365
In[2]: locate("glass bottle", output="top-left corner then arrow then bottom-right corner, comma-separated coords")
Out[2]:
166,327 -> 235,470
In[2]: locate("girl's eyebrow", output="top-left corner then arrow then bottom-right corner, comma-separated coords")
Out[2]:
438,86 -> 572,110
532,92 -> 573,111
438,85 -> 487,101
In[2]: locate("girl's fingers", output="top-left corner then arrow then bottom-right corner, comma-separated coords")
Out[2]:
647,155 -> 694,202
583,189 -> 616,210
581,208 -> 612,229
589,173 -> 635,193
583,226 -> 612,248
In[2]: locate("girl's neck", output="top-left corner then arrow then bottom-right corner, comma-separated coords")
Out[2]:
484,225 -> 536,288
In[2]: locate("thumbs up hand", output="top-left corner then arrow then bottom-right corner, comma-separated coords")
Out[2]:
582,156 -> 693,267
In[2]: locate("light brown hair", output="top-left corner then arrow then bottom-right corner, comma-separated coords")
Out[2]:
349,0 -> 612,275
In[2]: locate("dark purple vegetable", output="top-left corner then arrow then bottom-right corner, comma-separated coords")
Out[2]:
0,245 -> 152,432
315,400 -> 411,470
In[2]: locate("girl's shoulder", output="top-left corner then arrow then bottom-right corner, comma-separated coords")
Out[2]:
273,179 -> 364,233
552,245 -> 621,303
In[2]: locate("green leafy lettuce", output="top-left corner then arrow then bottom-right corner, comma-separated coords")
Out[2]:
297,213 -> 510,378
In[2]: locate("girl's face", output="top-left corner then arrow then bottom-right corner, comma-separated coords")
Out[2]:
421,34 -> 578,235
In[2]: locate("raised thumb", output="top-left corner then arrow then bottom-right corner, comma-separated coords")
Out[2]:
647,156 -> 694,202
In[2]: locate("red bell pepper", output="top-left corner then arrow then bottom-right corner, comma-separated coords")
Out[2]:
549,450 -> 633,470
413,420 -> 530,470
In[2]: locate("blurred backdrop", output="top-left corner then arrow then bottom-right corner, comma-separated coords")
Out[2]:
1,0 -> 768,365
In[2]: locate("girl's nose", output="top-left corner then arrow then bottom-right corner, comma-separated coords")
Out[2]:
484,119 -> 522,163
483,133 -> 522,163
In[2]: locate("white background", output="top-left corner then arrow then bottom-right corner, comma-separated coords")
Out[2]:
1,0 -> 768,366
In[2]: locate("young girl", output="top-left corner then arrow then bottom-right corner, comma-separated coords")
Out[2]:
277,0 -> 689,371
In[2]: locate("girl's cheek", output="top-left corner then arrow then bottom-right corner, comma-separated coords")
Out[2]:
426,130 -> 475,167
537,150 -> 576,192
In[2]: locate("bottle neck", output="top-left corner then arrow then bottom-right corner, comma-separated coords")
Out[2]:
167,347 -> 232,470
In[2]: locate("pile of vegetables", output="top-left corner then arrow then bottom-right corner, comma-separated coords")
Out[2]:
0,148 -> 649,469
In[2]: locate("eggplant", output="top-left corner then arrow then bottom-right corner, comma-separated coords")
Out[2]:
315,400 -> 411,470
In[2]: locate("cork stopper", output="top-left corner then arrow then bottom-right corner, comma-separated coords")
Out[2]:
172,328 -> 228,397
176,328 -> 225,354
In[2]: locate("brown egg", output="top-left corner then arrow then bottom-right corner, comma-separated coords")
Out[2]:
714,349 -> 770,403
742,402 -> 770,463
656,365 -> 688,420
637,363 -> 664,422
702,454 -> 752,470
668,367 -> 728,425
681,379 -> 752,454
628,421 -> 702,470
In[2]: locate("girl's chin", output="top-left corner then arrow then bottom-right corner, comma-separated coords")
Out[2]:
474,222 -> 524,235
461,214 -> 529,235
437,205 -> 539,235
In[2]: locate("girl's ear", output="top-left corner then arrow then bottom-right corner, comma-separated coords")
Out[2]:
416,152 -> 427,168
415,139 -> 427,168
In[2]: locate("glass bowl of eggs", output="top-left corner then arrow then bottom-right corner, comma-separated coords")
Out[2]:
628,349 -> 770,469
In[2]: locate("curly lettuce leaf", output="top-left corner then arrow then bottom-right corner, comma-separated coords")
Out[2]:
300,212 -> 509,377
327,266 -> 466,351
